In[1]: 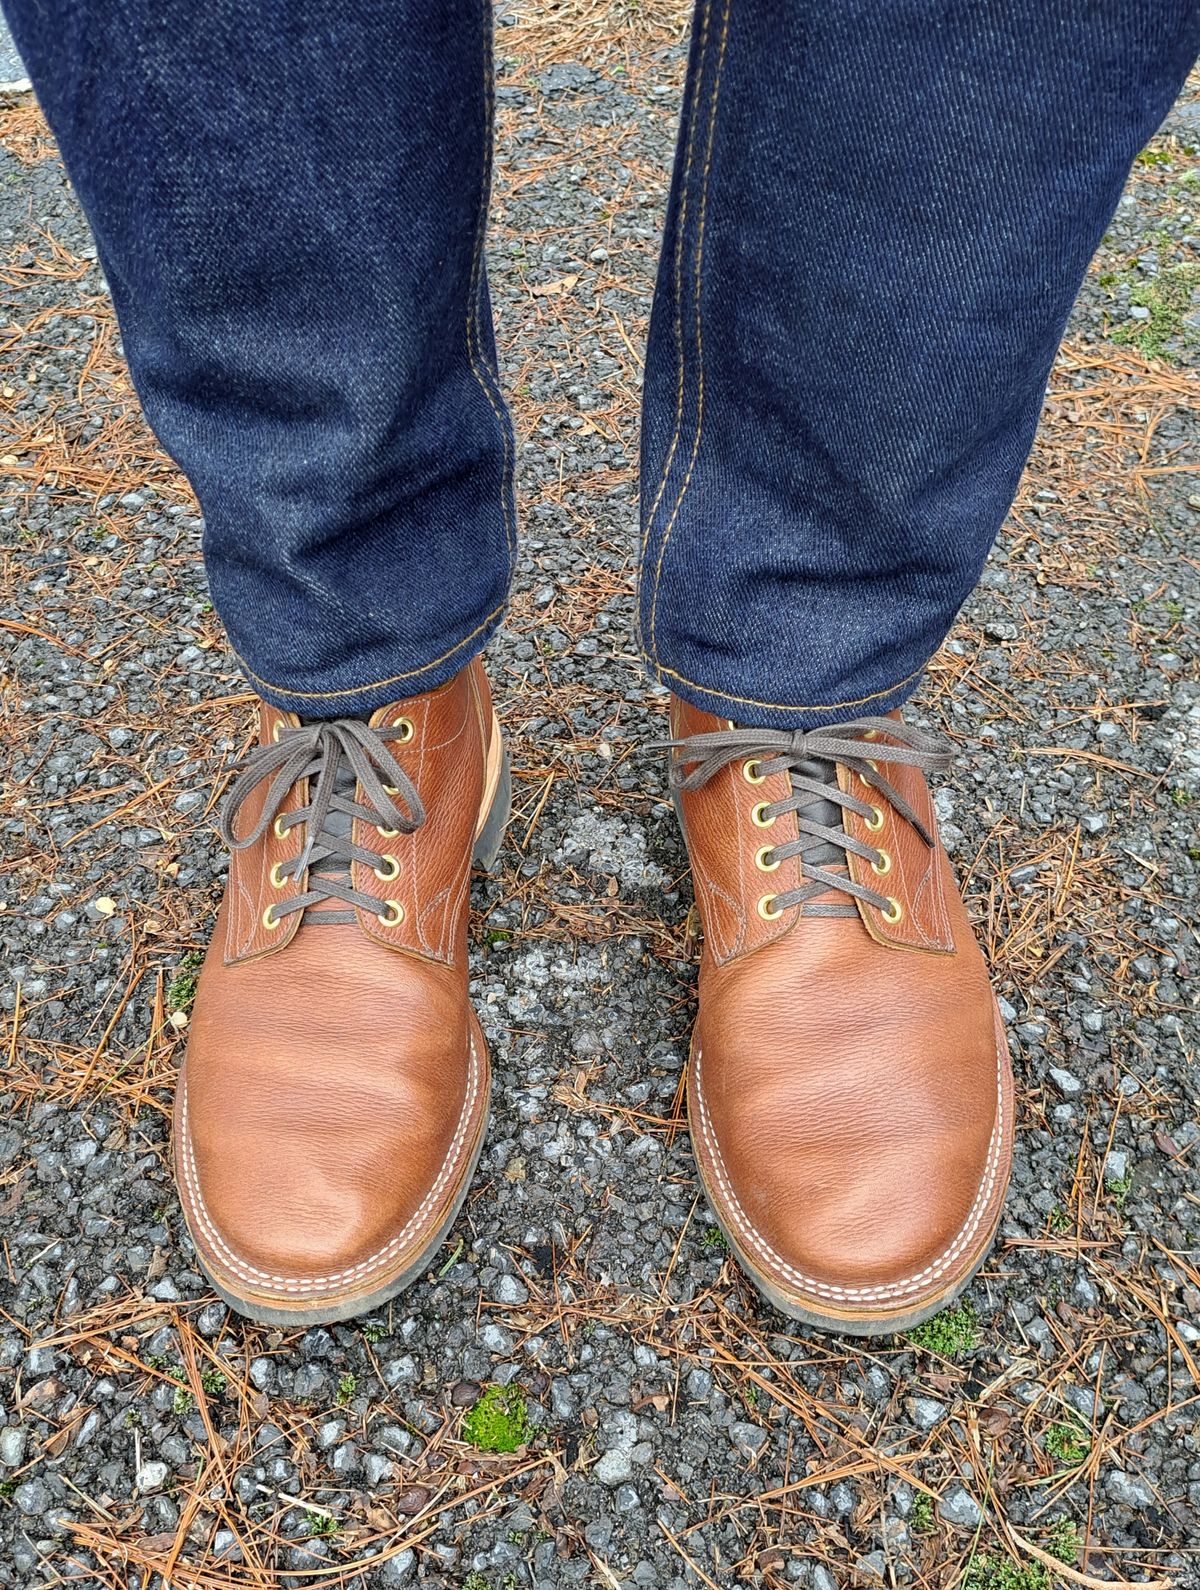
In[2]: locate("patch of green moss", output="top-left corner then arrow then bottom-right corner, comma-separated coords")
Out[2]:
167,949 -> 205,1014
1112,262 -> 1200,361
305,1511 -> 339,1537
335,1372 -> 357,1407
907,1302 -> 978,1359
909,1493 -> 936,1535
462,1384 -> 531,1454
962,1555 -> 1050,1590
1045,1516 -> 1080,1565
1044,1416 -> 1090,1468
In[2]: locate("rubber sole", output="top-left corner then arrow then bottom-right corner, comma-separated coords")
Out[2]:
185,727 -> 512,1328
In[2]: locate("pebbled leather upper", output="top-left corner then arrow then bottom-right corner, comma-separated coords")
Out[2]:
673,694 -> 1013,1318
174,660 -> 497,1309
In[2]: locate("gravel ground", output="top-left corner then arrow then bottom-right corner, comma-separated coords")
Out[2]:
2,8 -> 1199,1588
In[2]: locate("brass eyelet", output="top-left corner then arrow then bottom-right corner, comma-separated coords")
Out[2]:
742,759 -> 766,785
395,717 -> 414,744
378,900 -> 405,927
865,804 -> 885,832
272,720 -> 285,743
261,904 -> 281,930
373,854 -> 400,882
757,893 -> 782,920
870,849 -> 892,877
377,824 -> 400,839
270,861 -> 289,889
882,897 -> 903,924
750,802 -> 775,829
755,845 -> 781,873
273,816 -> 289,840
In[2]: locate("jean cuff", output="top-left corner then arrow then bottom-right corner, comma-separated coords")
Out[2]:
232,604 -> 505,720
647,655 -> 924,730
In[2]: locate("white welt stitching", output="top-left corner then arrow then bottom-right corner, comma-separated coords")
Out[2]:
692,1022 -> 1006,1304
178,1033 -> 482,1296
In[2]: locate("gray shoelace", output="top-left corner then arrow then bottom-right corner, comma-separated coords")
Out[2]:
219,718 -> 425,925
663,716 -> 952,918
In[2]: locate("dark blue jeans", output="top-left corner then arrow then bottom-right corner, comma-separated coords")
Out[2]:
5,2 -> 1197,726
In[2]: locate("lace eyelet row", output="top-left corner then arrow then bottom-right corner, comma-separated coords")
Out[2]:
262,897 -> 405,931
739,757 -> 902,925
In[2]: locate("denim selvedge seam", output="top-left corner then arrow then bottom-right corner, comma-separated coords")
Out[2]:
643,0 -> 732,668
640,0 -> 717,539
641,0 -> 928,720
468,0 -> 518,579
234,0 -> 514,706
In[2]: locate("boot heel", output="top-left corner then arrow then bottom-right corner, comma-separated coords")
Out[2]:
472,741 -> 511,871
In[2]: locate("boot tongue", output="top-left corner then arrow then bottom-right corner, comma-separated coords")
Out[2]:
791,751 -> 845,871
297,717 -> 360,902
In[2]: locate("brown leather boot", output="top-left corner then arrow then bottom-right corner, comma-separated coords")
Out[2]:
173,658 -> 508,1325
667,696 -> 1013,1335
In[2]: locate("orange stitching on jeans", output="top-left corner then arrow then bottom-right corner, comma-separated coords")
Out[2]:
233,600 -> 506,702
640,0 -> 716,536
467,0 -> 516,571
652,656 -> 928,715
238,1 -> 512,708
646,0 -> 732,663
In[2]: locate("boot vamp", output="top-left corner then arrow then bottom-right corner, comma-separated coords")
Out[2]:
179,906 -> 476,1281
693,913 -> 1003,1294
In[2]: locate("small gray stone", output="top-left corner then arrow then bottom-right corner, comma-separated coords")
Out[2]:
0,1426 -> 27,1467
1104,1151 -> 1130,1184
937,1485 -> 982,1529
378,1548 -> 416,1584
14,1477 -> 51,1515
906,1396 -> 947,1430
363,1452 -> 395,1487
856,1552 -> 888,1584
493,1273 -> 529,1305
248,1357 -> 275,1392
1049,1066 -> 1082,1099
479,1323 -> 514,1354
593,1448 -> 633,1486
729,1420 -> 768,1458
1106,1470 -> 1155,1509
136,1461 -> 169,1495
